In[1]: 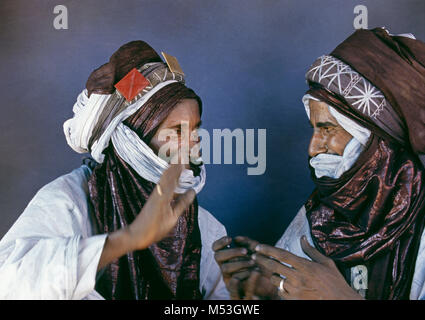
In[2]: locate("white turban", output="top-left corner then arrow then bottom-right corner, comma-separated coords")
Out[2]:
63,77 -> 206,194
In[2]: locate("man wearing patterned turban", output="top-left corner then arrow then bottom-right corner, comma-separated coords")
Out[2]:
213,28 -> 425,300
0,41 -> 229,300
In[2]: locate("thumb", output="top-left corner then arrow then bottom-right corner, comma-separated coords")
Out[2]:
172,189 -> 196,217
300,236 -> 329,264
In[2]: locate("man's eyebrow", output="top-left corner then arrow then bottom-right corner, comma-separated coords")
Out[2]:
315,121 -> 338,128
165,120 -> 203,129
167,124 -> 182,130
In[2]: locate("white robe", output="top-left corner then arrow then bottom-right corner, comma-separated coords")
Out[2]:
276,206 -> 425,300
0,165 -> 230,300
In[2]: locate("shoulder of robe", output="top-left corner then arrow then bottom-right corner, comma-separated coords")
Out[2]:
197,206 -> 227,242
274,205 -> 314,261
275,205 -> 309,248
2,165 -> 93,241
29,165 -> 92,210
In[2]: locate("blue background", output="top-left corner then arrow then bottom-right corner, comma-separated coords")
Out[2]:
1,0 -> 424,244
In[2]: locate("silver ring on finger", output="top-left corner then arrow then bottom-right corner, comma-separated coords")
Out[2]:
278,278 -> 288,297
279,278 -> 285,292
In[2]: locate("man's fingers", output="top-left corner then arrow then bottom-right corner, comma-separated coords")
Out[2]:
221,260 -> 255,275
171,189 -> 196,218
212,236 -> 232,252
158,164 -> 184,198
252,253 -> 296,278
300,236 -> 330,264
228,277 -> 242,300
255,243 -> 308,270
243,270 -> 261,300
243,272 -> 280,299
232,270 -> 251,281
214,248 -> 249,263
234,236 -> 259,252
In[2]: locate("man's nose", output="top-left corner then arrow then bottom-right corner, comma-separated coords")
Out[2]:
189,139 -> 198,150
309,132 -> 328,157
189,129 -> 200,148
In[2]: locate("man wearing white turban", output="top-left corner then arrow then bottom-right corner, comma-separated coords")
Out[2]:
0,41 -> 229,300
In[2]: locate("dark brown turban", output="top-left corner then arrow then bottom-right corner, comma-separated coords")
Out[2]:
331,29 -> 425,164
85,41 -> 203,300
304,28 -> 425,299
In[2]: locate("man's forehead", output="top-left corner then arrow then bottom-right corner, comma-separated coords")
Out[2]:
309,99 -> 329,112
309,99 -> 338,125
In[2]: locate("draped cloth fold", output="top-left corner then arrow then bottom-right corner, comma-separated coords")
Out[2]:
305,134 -> 425,299
304,29 -> 425,299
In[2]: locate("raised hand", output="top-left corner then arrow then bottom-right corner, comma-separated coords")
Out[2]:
126,164 -> 196,251
97,164 -> 196,271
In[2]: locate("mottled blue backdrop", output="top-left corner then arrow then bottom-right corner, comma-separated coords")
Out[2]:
1,0 -> 424,244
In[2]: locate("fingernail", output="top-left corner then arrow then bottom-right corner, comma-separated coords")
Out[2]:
252,253 -> 257,260
241,248 -> 248,254
302,235 -> 307,241
255,244 -> 261,252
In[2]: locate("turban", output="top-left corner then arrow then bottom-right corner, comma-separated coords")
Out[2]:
65,41 -> 204,299
305,28 -> 425,167
303,28 -> 425,299
64,41 -> 205,194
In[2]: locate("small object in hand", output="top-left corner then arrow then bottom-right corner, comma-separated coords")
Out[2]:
226,239 -> 246,250
226,240 -> 252,262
